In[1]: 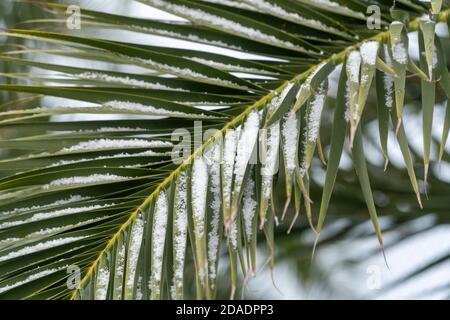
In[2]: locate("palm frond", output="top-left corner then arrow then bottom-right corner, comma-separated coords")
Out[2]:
0,0 -> 449,299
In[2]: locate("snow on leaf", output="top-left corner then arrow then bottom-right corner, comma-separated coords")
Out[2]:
222,128 -> 239,223
242,176 -> 256,243
281,111 -> 298,173
0,203 -> 114,229
95,267 -> 110,300
347,51 -> 362,83
307,83 -> 327,143
392,41 -> 408,64
143,0 -> 313,53
103,100 -> 220,119
383,45 -> 394,109
42,174 -> 131,189
0,195 -> 89,216
61,138 -> 172,152
232,111 -> 260,203
76,72 -> 189,91
0,267 -> 64,294
172,171 -> 188,299
125,215 -> 144,296
360,41 -> 379,66
150,191 -> 168,299
204,144 -> 222,288
192,157 -> 208,240
245,0 -> 344,35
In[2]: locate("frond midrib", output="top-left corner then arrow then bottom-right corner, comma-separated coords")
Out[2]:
69,8 -> 450,299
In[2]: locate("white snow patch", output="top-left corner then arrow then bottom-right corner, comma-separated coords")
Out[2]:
360,41 -> 379,65
0,195 -> 88,216
0,267 -> 64,294
76,72 -> 188,91
205,144 -> 221,286
172,171 -> 188,297
95,267 -> 110,300
347,51 -> 361,83
383,45 -> 394,109
42,174 -> 130,189
242,176 -> 256,243
233,111 -> 260,195
130,57 -> 243,89
144,0 -> 312,53
103,100 -> 219,119
191,157 -> 208,239
62,138 -> 172,152
282,111 -> 298,173
307,83 -> 327,143
245,0 -> 343,34
126,215 -> 144,291
392,41 -> 408,64
310,0 -> 365,17
0,203 -> 114,229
